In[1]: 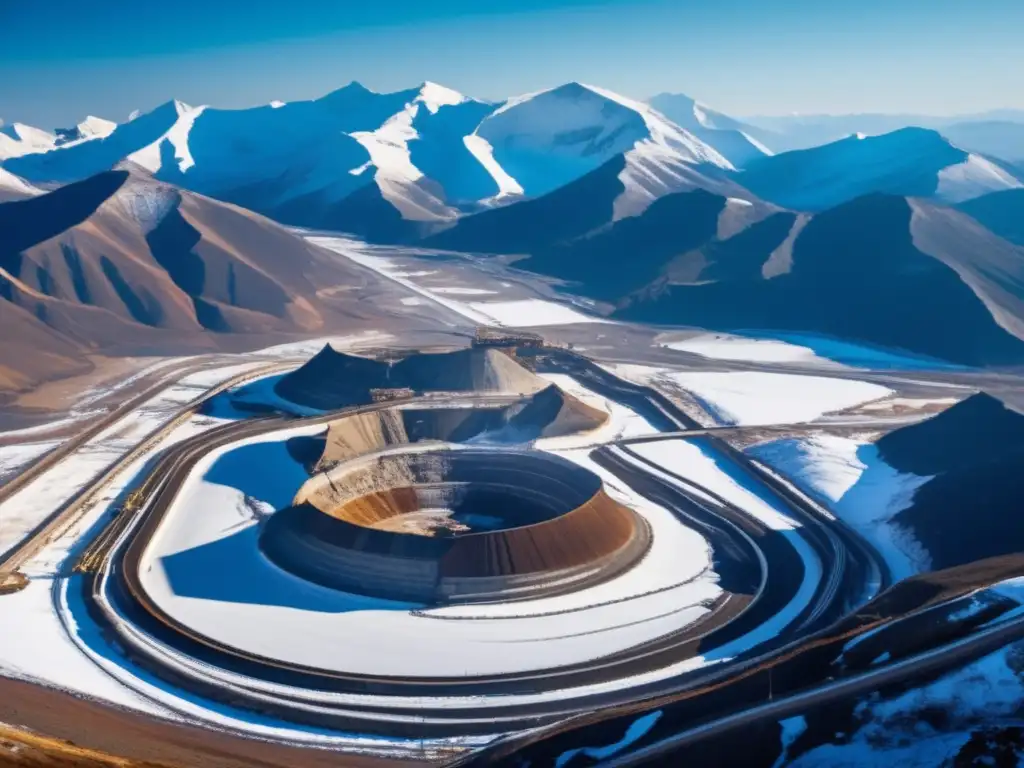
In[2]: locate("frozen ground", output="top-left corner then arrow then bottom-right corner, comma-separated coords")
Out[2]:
661,334 -> 841,367
602,363 -> 891,426
309,236 -> 610,328
0,362 -> 482,757
613,438 -> 823,651
749,435 -> 932,579
0,439 -> 60,483
790,639 -> 1024,767
137,419 -> 720,677
533,373 -> 662,448
0,363 -> 266,559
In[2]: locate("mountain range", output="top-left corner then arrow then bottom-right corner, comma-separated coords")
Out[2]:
3,80 -> 1024,392
0,167 -> 408,396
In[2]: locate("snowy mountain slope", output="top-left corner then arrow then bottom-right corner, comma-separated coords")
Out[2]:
0,167 -> 42,202
55,115 -> 118,145
424,141 -> 754,257
618,193 -> 1024,365
0,122 -> 57,160
736,128 -> 1024,210
1,81 -> 742,240
648,92 -> 776,168
474,82 -> 733,217
4,100 -> 189,184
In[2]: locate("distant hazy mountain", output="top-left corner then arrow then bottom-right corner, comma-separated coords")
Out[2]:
647,92 -> 777,167
742,109 -> 1024,154
0,168 -> 400,394
958,188 -> 1024,246
736,128 -> 1023,211
616,193 -> 1024,365
940,121 -> 1024,162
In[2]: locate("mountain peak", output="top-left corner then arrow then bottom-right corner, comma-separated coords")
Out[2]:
416,81 -> 467,113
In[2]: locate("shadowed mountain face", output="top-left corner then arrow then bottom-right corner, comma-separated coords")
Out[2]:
735,128 -> 1022,211
618,194 -> 1024,365
874,394 -> 1024,570
0,169 -> 403,395
519,188 -> 731,301
957,189 -> 1024,246
423,156 -> 628,254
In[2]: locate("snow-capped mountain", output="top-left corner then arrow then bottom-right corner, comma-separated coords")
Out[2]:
0,167 -> 42,202
2,80 -> 737,239
0,122 -> 58,160
647,92 -> 776,168
736,127 -> 1024,211
475,82 -> 733,220
55,115 -> 118,145
5,100 -> 190,184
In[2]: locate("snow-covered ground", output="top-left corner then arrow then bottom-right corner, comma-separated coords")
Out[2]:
604,363 -> 891,426
790,639 -> 1024,767
748,435 -> 931,579
533,373 -> 661,448
659,331 -> 965,372
0,361 -> 486,757
0,439 -> 60,483
309,236 -> 610,328
136,417 -> 720,677
0,363 -> 267,559
661,334 -> 841,367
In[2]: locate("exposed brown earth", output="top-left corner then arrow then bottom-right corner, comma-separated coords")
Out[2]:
0,169 -> 426,399
0,677 -> 436,768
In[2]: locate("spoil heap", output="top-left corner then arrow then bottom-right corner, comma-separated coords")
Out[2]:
275,345 -> 547,410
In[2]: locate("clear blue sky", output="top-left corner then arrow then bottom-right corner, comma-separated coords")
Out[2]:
2,0 -> 1022,128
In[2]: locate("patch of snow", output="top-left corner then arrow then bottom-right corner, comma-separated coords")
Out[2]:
662,333 -> 839,366
431,287 -> 499,296
76,116 -> 117,140
789,732 -> 971,768
417,81 -> 467,114
467,299 -> 610,328
659,370 -> 891,426
0,440 -> 60,482
0,122 -> 57,160
462,134 -> 524,199
0,579 -> 165,712
0,167 -> 42,198
773,715 -> 808,768
127,103 -> 206,174
350,102 -> 456,222
935,153 -> 1023,203
613,440 -> 823,651
748,435 -> 933,579
555,710 -> 662,767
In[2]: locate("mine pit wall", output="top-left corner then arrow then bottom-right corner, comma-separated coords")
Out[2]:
262,450 -> 651,604
310,392 -> 607,473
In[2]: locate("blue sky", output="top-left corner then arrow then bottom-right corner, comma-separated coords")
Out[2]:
2,0 -> 1022,128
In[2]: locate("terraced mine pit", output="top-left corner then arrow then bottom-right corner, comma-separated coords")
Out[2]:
261,447 -> 650,604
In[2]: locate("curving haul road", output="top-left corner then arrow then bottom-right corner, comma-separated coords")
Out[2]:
74,351 -> 883,740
